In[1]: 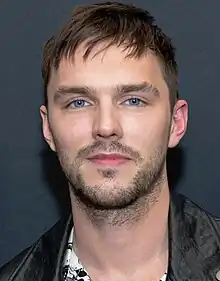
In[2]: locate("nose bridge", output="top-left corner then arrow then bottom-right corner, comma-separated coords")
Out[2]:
99,100 -> 114,128
92,99 -> 122,139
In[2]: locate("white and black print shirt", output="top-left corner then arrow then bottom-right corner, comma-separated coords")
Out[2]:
62,229 -> 167,281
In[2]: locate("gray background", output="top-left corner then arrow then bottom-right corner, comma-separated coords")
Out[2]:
1,0 -> 220,267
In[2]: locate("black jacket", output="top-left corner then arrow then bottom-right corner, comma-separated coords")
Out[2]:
1,193 -> 220,281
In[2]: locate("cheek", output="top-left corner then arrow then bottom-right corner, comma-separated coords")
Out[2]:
121,110 -> 170,152
50,112 -> 93,152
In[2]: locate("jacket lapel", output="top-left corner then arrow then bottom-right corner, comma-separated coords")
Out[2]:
50,216 -> 73,281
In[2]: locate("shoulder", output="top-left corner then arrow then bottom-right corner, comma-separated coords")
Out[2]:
0,247 -> 33,280
0,216 -> 70,281
170,193 -> 220,279
172,192 -> 220,237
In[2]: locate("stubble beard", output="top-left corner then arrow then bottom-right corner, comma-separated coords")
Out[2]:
57,144 -> 167,227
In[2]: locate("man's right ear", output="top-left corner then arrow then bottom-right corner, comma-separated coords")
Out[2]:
40,105 -> 56,152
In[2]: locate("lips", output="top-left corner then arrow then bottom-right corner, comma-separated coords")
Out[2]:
87,153 -> 131,166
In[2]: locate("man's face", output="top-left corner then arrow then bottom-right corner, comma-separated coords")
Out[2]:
40,45 -> 187,209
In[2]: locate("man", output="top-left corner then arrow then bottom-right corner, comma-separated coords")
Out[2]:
1,1 -> 220,280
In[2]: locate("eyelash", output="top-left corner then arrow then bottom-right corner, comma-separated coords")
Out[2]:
66,99 -> 92,109
122,97 -> 146,107
66,96 -> 147,109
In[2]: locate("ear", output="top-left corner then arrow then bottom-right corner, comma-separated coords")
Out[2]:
40,105 -> 56,151
168,100 -> 188,148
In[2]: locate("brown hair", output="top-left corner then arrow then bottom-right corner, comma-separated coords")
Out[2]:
42,2 -> 179,108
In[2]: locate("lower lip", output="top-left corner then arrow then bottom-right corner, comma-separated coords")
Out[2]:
88,158 -> 130,166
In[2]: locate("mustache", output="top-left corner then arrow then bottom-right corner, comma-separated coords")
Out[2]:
76,140 -> 142,163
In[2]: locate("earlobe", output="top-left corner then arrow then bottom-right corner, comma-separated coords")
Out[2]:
39,105 -> 56,151
168,100 -> 188,148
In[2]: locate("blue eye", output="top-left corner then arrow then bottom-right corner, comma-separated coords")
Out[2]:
68,99 -> 91,109
123,98 -> 144,106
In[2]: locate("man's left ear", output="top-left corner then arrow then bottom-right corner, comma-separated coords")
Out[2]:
168,100 -> 188,148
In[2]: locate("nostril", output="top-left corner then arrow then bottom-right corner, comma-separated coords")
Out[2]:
96,133 -> 118,140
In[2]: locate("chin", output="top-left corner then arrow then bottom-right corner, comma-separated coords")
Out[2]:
75,188 -> 136,210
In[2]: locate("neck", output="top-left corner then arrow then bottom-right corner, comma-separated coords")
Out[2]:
70,185 -> 170,280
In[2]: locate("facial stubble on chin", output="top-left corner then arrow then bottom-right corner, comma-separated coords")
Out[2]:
57,142 -> 166,227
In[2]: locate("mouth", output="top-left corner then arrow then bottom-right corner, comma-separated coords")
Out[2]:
86,153 -> 132,166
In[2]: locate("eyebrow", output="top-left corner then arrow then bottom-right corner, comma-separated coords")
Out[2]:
54,82 -> 160,102
116,82 -> 160,96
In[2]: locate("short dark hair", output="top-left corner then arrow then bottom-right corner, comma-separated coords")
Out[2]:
42,1 -> 179,108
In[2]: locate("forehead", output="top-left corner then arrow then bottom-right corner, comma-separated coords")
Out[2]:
47,45 -> 169,96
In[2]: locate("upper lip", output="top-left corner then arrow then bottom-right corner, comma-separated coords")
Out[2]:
87,153 -> 131,160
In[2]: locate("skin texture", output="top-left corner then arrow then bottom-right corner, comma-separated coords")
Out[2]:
40,44 -> 188,281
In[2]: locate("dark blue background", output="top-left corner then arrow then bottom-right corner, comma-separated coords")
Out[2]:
1,0 -> 220,266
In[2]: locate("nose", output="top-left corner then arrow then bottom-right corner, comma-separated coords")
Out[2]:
92,103 -> 123,141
